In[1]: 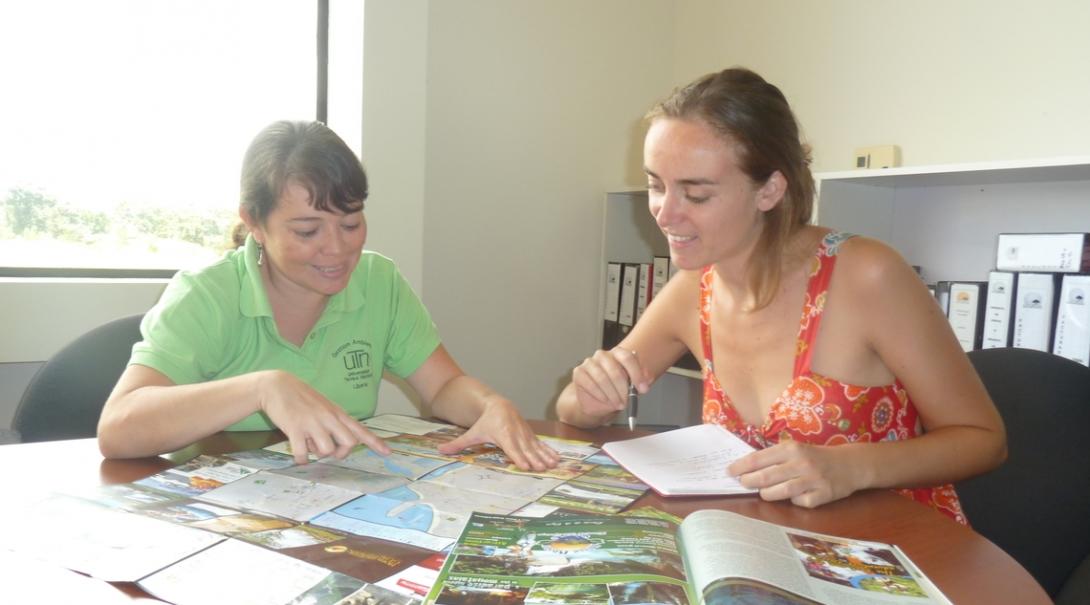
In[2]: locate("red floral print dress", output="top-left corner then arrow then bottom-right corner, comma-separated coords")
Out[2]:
700,231 -> 967,524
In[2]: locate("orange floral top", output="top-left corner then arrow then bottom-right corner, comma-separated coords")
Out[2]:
700,231 -> 967,524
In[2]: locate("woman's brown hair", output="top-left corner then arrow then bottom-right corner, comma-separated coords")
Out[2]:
646,68 -> 814,310
231,120 -> 369,247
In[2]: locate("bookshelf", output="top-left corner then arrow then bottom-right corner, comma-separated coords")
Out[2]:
599,157 -> 1090,427
813,156 -> 1090,284
600,191 -> 701,428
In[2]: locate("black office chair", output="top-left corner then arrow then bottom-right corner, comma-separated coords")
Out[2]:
959,347 -> 1090,600
1057,554 -> 1090,605
12,313 -> 144,443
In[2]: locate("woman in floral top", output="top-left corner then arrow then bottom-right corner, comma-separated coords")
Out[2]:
556,68 -> 1005,522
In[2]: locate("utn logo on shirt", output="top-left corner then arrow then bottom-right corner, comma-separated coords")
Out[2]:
335,340 -> 373,389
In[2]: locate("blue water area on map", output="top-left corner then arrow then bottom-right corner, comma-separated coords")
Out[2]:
379,485 -> 422,502
331,493 -> 434,532
345,449 -> 450,479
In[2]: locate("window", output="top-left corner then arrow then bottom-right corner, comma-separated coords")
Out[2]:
0,0 -> 360,276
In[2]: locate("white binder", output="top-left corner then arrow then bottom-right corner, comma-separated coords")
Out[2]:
1012,273 -> 1060,352
982,272 -> 1016,349
1053,274 -> 1090,366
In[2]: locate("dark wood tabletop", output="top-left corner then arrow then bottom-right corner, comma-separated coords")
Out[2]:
1,420 -> 1050,604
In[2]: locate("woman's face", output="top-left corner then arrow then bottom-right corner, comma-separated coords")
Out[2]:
249,180 -> 366,299
644,117 -> 781,271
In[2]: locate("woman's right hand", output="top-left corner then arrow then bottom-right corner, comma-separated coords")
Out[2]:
256,370 -> 390,464
569,347 -> 649,422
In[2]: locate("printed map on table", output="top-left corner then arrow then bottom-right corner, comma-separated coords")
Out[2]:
322,447 -> 454,480
197,471 -> 366,522
269,461 -> 410,493
311,462 -> 566,550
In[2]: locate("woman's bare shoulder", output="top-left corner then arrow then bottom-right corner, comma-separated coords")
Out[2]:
832,235 -> 920,293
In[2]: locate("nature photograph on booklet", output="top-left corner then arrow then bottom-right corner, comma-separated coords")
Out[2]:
423,509 -> 953,605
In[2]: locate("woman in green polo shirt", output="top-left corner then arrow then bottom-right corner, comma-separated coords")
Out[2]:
97,120 -> 560,471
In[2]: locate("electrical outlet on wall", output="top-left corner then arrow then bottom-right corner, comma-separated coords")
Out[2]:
853,145 -> 902,169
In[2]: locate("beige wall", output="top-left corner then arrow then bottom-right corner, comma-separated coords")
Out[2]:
361,1 -> 674,419
362,0 -> 428,287
361,1 -> 431,416
420,1 -> 673,419
672,0 -> 1090,171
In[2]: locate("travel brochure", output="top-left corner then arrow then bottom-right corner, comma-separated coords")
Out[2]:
424,509 -> 953,605
3,415 -> 650,605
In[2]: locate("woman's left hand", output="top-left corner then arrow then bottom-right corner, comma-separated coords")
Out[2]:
437,399 -> 560,472
728,440 -> 866,508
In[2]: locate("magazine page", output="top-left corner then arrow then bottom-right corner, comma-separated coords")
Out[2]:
678,510 -> 952,605
424,512 -> 696,605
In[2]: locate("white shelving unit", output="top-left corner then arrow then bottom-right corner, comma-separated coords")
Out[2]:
599,157 -> 1090,428
600,191 -> 701,429
814,156 -> 1090,284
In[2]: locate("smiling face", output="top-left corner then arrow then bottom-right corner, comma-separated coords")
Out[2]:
246,180 -> 366,300
644,117 -> 783,272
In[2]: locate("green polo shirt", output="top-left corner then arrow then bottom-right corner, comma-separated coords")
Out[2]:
130,236 -> 440,430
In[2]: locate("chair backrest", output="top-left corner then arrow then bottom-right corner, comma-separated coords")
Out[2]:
960,347 -> 1090,598
13,313 -> 144,443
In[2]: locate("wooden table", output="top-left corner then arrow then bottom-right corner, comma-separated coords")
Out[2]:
1,421 -> 1049,604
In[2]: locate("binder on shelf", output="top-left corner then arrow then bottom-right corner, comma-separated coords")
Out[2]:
601,262 -> 622,350
995,233 -> 1090,273
1052,274 -> 1090,366
651,256 -> 670,299
933,281 -> 953,316
615,263 -> 640,345
947,282 -> 987,351
982,271 -> 1017,349
1012,272 -> 1061,352
635,263 -> 652,322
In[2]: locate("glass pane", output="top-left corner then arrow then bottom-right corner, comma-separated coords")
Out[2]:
0,1 -> 317,272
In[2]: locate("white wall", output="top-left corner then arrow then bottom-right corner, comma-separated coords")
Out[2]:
418,1 -> 673,420
671,0 -> 1090,172
360,0 -> 431,416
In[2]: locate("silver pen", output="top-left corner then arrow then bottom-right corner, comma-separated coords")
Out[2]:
627,382 -> 638,431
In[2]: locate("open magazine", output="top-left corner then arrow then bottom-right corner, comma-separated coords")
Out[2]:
423,509 -> 953,605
